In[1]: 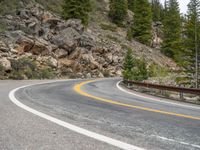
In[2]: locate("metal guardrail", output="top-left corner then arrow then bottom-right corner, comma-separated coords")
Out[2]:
123,80 -> 200,95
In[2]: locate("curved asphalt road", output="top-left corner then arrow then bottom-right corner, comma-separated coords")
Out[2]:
1,78 -> 200,150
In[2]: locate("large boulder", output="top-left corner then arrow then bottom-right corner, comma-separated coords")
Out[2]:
52,27 -> 80,53
16,35 -> 50,55
79,32 -> 95,49
55,49 -> 68,59
16,35 -> 35,54
68,47 -> 85,60
59,59 -> 74,68
47,57 -> 58,68
31,38 -> 50,55
0,58 -> 12,71
44,18 -> 61,29
64,19 -> 84,34
17,9 -> 31,20
0,41 -> 9,52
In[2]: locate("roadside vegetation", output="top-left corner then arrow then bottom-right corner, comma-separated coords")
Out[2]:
123,48 -> 148,81
0,0 -> 199,87
122,48 -> 170,82
3,57 -> 56,80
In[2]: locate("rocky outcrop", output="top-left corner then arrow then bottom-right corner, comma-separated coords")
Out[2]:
152,21 -> 163,49
0,3 -> 124,78
0,2 -> 178,79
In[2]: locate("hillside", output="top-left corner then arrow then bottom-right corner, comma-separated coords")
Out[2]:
0,0 -> 178,80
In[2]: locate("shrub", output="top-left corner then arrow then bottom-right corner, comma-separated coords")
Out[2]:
0,22 -> 7,33
123,49 -> 149,81
9,57 -> 56,79
0,0 -> 21,15
100,23 -> 117,32
39,68 -> 55,79
126,28 -> 133,41
136,58 -> 148,81
106,34 -> 121,43
0,64 -> 6,79
149,63 -> 169,77
121,44 -> 132,51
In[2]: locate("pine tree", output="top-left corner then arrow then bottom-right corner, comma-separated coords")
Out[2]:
123,48 -> 149,81
128,0 -> 135,12
151,0 -> 162,21
137,58 -> 148,81
131,0 -> 152,45
122,48 -> 134,80
62,0 -> 91,25
109,0 -> 128,26
161,0 -> 182,59
182,0 -> 200,87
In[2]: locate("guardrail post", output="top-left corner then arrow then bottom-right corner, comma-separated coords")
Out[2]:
127,82 -> 131,89
180,92 -> 184,100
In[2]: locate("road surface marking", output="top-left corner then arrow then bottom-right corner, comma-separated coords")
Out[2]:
9,80 -> 145,150
74,80 -> 200,121
153,135 -> 200,149
116,81 -> 200,110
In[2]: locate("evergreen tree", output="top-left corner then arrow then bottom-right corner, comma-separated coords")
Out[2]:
161,0 -> 182,59
62,0 -> 91,25
137,58 -> 148,81
123,48 -> 149,81
123,48 -> 134,80
131,0 -> 152,45
182,0 -> 200,87
151,0 -> 162,21
109,0 -> 128,26
128,0 -> 135,12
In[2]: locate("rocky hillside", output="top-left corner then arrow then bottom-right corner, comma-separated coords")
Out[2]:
0,1 -> 178,79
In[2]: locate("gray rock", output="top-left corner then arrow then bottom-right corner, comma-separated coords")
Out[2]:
98,72 -> 104,78
0,41 -> 9,52
0,58 -> 12,71
105,53 -> 113,64
86,73 -> 92,79
47,57 -> 58,68
31,38 -> 50,55
17,10 -> 31,19
4,30 -> 26,44
44,18 -> 61,28
79,32 -> 95,49
55,49 -> 68,58
52,27 -> 80,53
65,19 -> 84,34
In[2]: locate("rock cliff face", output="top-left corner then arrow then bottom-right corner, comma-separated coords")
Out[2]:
0,2 -> 178,79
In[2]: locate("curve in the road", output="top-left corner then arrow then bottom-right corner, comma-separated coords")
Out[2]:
74,79 -> 200,121
9,80 -> 145,150
116,81 -> 200,110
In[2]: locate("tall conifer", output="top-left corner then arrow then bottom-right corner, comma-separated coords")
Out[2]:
182,0 -> 200,87
128,0 -> 135,12
161,0 -> 181,58
131,0 -> 152,45
151,0 -> 163,21
109,0 -> 128,26
62,0 -> 91,25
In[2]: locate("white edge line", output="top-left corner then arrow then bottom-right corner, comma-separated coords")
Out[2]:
9,79 -> 145,150
116,81 -> 200,110
154,135 -> 200,149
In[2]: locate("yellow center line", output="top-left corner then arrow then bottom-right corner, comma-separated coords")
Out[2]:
74,79 -> 200,121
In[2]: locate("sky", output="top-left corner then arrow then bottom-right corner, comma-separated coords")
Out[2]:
160,0 -> 190,14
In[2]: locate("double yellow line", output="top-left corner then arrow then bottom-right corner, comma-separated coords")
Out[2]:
74,80 -> 200,121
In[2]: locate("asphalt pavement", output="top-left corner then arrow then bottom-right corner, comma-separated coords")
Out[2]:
0,78 -> 200,150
